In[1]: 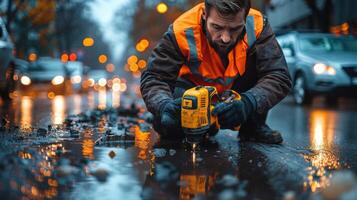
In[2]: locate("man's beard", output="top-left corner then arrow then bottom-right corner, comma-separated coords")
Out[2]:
205,27 -> 235,55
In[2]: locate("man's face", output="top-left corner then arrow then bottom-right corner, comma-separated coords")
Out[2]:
204,7 -> 246,54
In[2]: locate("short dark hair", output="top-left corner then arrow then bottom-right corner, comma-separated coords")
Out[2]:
204,0 -> 251,17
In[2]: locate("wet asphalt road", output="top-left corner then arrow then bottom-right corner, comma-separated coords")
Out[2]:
0,90 -> 357,200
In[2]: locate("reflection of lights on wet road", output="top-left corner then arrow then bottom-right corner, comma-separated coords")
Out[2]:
135,126 -> 151,160
88,91 -> 95,109
51,95 -> 66,125
82,129 -> 94,159
20,96 -> 33,129
304,110 -> 341,192
15,143 -> 63,199
73,94 -> 82,115
98,88 -> 107,110
179,174 -> 216,199
112,89 -> 120,108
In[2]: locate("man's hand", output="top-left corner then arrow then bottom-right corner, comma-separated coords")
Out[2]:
159,98 -> 182,128
212,95 -> 254,130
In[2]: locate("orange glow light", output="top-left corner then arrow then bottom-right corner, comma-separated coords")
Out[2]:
129,63 -> 139,72
98,54 -> 108,64
136,39 -> 150,52
138,59 -> 147,69
127,55 -> 138,65
28,53 -> 37,62
61,54 -> 69,63
83,37 -> 94,47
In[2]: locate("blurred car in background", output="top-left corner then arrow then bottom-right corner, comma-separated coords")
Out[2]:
21,57 -> 67,95
277,32 -> 357,105
0,17 -> 14,100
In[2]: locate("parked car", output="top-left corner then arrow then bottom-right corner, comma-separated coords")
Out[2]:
21,57 -> 67,94
0,17 -> 14,100
277,32 -> 357,105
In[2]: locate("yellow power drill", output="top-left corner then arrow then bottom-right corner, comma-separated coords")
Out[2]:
181,86 -> 241,142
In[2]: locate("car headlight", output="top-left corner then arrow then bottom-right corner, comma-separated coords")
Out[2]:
70,75 -> 82,84
98,78 -> 107,87
21,76 -> 31,85
52,76 -> 64,85
313,63 -> 336,75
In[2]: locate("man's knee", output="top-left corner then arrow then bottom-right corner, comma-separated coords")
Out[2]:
240,111 -> 268,129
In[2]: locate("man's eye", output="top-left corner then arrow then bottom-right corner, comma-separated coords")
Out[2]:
212,25 -> 221,30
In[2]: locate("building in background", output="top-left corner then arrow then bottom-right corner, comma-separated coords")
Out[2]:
259,0 -> 357,35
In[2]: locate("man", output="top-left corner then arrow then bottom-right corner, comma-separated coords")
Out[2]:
140,0 -> 292,144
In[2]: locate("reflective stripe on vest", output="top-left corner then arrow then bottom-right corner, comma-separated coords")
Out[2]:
183,16 -> 257,86
173,3 -> 264,91
246,15 -> 256,48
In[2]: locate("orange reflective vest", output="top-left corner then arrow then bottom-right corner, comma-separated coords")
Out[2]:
173,3 -> 264,93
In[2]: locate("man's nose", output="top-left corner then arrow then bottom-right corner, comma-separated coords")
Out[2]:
221,31 -> 231,44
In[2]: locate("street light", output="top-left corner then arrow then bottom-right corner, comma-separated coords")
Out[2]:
61,53 -> 69,63
28,53 -> 37,62
98,54 -> 108,64
83,37 -> 94,47
156,2 -> 168,14
138,59 -> 147,69
127,55 -> 138,65
136,39 -> 150,52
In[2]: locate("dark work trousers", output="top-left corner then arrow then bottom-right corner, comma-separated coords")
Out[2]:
152,79 -> 269,139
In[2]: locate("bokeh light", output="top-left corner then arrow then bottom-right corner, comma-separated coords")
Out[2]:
28,53 -> 37,62
138,59 -> 147,69
156,2 -> 168,14
83,37 -> 94,47
61,53 -> 69,63
106,63 -> 115,72
98,54 -> 108,64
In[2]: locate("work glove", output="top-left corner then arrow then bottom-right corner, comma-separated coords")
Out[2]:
159,98 -> 182,129
212,94 -> 255,130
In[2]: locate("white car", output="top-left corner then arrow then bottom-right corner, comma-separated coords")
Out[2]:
21,57 -> 67,94
277,32 -> 357,105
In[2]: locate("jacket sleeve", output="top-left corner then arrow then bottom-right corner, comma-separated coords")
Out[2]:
140,25 -> 185,117
243,18 -> 292,114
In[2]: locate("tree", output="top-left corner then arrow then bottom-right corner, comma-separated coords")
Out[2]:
0,0 -> 111,67
112,0 -> 201,78
304,0 -> 333,32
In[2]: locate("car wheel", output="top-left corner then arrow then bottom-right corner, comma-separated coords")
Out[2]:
293,74 -> 312,105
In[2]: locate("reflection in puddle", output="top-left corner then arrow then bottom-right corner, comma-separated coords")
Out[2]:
179,174 -> 217,199
135,126 -> 151,160
15,143 -> 64,199
51,95 -> 66,125
98,88 -> 107,110
88,91 -> 95,110
20,96 -> 33,129
112,89 -> 121,109
304,110 -> 341,192
82,129 -> 94,159
73,94 -> 82,115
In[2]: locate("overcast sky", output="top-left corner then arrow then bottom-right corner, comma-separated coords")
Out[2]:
89,0 -> 130,62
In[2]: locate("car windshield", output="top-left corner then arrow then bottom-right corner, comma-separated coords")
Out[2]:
30,60 -> 64,72
299,35 -> 357,52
